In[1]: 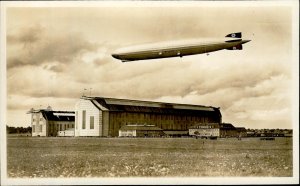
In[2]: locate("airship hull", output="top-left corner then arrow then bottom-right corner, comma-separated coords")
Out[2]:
112,33 -> 250,62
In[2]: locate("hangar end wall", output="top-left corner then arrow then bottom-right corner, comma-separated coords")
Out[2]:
75,99 -> 102,136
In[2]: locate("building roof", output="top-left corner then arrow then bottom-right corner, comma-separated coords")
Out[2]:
83,96 -> 221,115
41,111 -> 75,122
220,123 -> 236,130
236,127 -> 246,131
119,125 -> 163,131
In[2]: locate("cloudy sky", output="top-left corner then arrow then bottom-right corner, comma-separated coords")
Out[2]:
4,2 -> 298,129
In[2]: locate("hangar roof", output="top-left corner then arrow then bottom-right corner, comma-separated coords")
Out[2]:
83,96 -> 220,114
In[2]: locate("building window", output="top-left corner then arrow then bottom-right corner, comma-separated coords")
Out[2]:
90,116 -> 94,129
32,125 -> 35,133
75,111 -> 78,129
82,110 -> 86,129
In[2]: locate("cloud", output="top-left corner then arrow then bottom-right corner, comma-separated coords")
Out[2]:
48,64 -> 66,73
93,57 -> 289,101
153,73 -> 292,128
7,26 -> 99,69
7,94 -> 77,112
7,65 -> 91,99
7,24 -> 44,45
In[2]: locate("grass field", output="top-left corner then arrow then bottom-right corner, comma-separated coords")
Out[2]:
7,137 -> 293,177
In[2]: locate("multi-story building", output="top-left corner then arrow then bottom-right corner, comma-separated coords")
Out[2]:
27,106 -> 75,137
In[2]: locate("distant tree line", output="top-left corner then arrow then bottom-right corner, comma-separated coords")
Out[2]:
6,125 -> 32,134
246,128 -> 292,137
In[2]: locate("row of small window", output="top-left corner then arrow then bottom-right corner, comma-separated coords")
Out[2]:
192,129 -> 219,132
75,111 -> 94,130
32,118 -> 43,122
48,123 -> 74,131
193,126 -> 217,129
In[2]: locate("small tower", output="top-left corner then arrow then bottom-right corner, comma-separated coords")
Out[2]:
30,108 -> 34,113
46,105 -> 52,111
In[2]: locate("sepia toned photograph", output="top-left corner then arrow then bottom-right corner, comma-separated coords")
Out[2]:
1,1 -> 299,185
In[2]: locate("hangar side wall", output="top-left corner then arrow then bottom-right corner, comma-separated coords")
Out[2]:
108,111 -> 221,137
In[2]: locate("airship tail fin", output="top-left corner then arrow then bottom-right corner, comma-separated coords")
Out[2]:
225,32 -> 242,38
226,44 -> 243,50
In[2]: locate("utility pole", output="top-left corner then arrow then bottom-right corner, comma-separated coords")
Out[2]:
83,88 -> 87,97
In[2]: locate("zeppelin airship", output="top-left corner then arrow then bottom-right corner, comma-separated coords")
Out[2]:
111,32 -> 251,62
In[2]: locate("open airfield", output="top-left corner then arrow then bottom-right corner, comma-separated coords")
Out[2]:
7,136 -> 292,177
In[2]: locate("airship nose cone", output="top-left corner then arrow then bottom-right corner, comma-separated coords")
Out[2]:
112,54 -> 120,59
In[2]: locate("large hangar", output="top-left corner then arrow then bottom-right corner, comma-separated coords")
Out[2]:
75,96 -> 222,137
